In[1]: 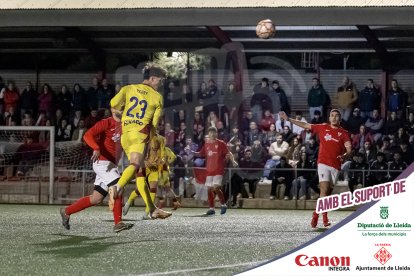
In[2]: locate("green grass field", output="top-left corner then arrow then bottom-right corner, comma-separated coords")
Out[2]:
0,204 -> 352,275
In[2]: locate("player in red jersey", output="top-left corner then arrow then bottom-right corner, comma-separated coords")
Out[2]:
189,127 -> 237,215
279,109 -> 352,228
59,108 -> 133,233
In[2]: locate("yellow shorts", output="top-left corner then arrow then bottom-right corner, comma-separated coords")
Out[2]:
158,170 -> 170,187
121,130 -> 149,160
146,167 -> 159,183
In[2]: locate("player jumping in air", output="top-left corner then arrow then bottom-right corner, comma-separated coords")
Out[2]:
59,109 -> 133,233
189,127 -> 238,216
109,64 -> 171,219
279,110 -> 352,228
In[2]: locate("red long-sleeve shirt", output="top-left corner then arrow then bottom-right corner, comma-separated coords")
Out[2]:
83,117 -> 122,164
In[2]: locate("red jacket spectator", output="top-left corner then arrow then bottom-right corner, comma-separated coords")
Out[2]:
352,129 -> 375,150
259,110 -> 276,131
38,84 -> 54,115
3,82 -> 20,113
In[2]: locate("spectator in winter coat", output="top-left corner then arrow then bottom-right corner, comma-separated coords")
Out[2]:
365,109 -> 384,142
244,122 -> 263,146
3,81 -> 20,114
38,84 -> 54,117
352,125 -> 374,151
384,111 -> 403,137
259,110 -> 276,132
335,76 -> 358,121
387,79 -> 408,119
56,85 -> 72,117
86,77 -> 99,111
358,79 -> 381,119
344,107 -> 366,135
269,80 -> 290,116
269,156 -> 294,200
19,81 -> 38,118
72,83 -> 87,116
96,78 -> 114,110
307,77 -> 327,119
251,78 -> 272,123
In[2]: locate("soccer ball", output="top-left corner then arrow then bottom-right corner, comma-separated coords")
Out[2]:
256,19 -> 276,39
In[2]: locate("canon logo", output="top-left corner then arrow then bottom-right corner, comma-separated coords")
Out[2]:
295,254 -> 350,267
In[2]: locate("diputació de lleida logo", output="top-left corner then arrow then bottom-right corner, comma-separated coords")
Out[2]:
380,206 -> 389,219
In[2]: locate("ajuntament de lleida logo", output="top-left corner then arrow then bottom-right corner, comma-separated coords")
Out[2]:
380,206 -> 389,219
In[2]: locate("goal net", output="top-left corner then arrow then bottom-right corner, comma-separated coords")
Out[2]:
0,126 -> 92,203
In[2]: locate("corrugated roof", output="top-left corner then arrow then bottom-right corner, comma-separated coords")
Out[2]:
0,0 -> 413,9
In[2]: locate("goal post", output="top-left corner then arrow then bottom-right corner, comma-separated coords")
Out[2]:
0,126 -> 55,203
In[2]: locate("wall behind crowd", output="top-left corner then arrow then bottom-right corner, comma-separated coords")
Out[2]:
1,69 -> 413,121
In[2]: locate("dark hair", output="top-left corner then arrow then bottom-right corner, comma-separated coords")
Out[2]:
367,78 -> 374,83
261,78 -> 269,83
272,80 -> 279,85
143,65 -> 166,80
314,110 -> 321,116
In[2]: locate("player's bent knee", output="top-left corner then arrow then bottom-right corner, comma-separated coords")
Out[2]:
90,192 -> 104,205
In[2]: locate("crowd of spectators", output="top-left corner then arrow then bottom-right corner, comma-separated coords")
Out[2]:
1,75 -> 412,202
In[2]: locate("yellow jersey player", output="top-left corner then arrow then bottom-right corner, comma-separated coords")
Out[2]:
157,146 -> 182,211
123,135 -> 181,218
109,64 -> 171,219
123,134 -> 165,218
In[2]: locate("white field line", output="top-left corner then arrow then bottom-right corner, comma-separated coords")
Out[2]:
131,260 -> 265,276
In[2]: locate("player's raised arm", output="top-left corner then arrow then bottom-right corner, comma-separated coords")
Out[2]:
187,144 -> 205,158
152,97 -> 163,129
279,111 -> 311,130
83,119 -> 108,163
110,86 -> 126,112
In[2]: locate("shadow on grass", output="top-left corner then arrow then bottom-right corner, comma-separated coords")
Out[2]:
101,219 -> 138,222
312,227 -> 330,233
32,233 -> 157,258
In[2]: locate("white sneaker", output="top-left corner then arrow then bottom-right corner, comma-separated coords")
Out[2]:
123,201 -> 131,216
263,179 -> 272,184
299,195 -> 306,200
292,196 -> 297,200
269,196 -> 275,200
284,196 -> 289,200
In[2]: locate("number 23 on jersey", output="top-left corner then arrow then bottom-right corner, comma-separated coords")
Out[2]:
126,97 -> 148,119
